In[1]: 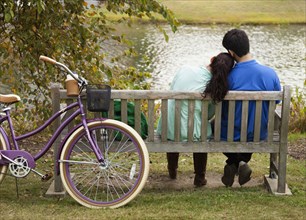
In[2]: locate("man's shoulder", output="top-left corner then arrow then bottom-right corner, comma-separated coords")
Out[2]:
229,60 -> 280,91
254,61 -> 277,73
232,60 -> 277,77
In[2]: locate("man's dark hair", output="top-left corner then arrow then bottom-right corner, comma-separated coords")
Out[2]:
222,29 -> 250,57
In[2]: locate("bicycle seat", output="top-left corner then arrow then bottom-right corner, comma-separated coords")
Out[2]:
0,94 -> 21,104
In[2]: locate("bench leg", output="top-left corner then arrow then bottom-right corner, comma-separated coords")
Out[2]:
269,153 -> 277,178
277,143 -> 287,193
264,145 -> 292,195
45,138 -> 66,196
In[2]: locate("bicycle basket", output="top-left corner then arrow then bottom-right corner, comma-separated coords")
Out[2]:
86,85 -> 111,112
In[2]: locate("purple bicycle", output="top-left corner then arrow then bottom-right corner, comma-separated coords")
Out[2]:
0,55 -> 149,208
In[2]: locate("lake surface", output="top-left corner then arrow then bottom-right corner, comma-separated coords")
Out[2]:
128,24 -> 305,95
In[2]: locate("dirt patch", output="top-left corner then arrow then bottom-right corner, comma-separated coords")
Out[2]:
146,139 -> 305,189
146,171 -> 263,190
288,138 -> 306,160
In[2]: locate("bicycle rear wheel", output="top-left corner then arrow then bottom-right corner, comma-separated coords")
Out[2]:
0,132 -> 8,184
59,119 -> 149,208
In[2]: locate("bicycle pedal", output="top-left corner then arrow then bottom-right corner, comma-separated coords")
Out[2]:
41,173 -> 53,182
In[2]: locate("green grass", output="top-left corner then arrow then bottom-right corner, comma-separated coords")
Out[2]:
159,0 -> 305,24
101,0 -> 306,24
288,132 -> 306,141
0,153 -> 305,219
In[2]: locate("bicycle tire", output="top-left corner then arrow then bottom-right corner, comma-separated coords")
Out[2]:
59,119 -> 149,208
0,132 -> 8,184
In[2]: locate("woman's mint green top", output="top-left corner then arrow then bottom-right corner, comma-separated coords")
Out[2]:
156,65 -> 215,141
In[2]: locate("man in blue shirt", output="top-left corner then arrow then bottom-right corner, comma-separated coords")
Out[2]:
221,29 -> 281,187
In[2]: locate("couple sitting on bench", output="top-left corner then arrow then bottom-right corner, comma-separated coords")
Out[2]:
156,29 -> 281,187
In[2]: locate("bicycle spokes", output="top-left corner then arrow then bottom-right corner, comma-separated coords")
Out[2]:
59,120 -> 149,208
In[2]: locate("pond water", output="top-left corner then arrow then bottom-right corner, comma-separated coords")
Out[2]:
128,24 -> 305,95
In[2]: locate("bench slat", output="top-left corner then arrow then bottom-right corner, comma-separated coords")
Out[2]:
188,100 -> 195,142
148,99 -> 155,142
58,89 -> 283,100
254,100 -> 263,142
161,99 -> 168,142
120,99 -> 128,124
174,100 -> 181,142
134,99 -> 141,135
108,90 -> 283,100
108,100 -> 114,119
201,101 -> 208,141
240,101 -> 249,142
146,141 -> 280,153
214,102 -> 222,141
227,101 -> 235,141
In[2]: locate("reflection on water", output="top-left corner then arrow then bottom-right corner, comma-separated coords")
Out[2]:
130,24 -> 305,94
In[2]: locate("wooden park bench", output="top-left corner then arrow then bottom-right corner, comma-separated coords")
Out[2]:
47,85 -> 292,196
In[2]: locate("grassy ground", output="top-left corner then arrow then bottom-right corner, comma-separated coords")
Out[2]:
159,0 -> 305,24
0,149 -> 305,219
103,0 -> 306,24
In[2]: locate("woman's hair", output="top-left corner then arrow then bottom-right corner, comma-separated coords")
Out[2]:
203,52 -> 234,103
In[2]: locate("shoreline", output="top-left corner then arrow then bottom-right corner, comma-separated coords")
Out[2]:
133,19 -> 306,26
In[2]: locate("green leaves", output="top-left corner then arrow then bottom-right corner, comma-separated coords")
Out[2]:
0,0 -> 179,128
290,87 -> 306,133
36,0 -> 46,14
3,1 -> 14,22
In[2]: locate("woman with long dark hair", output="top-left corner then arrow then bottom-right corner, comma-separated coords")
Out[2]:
157,52 -> 234,187
203,53 -> 234,103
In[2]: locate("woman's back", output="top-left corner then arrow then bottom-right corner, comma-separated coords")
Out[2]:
157,65 -> 214,141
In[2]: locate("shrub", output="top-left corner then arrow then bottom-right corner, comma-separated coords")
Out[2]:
289,86 -> 306,133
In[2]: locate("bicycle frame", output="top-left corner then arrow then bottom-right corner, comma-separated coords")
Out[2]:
0,94 -> 104,169
1,56 -> 150,208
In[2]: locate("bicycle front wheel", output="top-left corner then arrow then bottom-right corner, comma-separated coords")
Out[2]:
59,119 -> 149,208
0,132 -> 8,184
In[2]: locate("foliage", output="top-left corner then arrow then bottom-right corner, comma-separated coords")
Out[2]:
0,0 -> 179,129
289,85 -> 306,133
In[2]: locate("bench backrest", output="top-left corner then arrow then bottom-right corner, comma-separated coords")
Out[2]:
51,85 -> 290,153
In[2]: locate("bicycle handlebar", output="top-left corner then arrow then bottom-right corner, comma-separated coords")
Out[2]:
39,55 -> 58,65
39,55 -> 88,86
